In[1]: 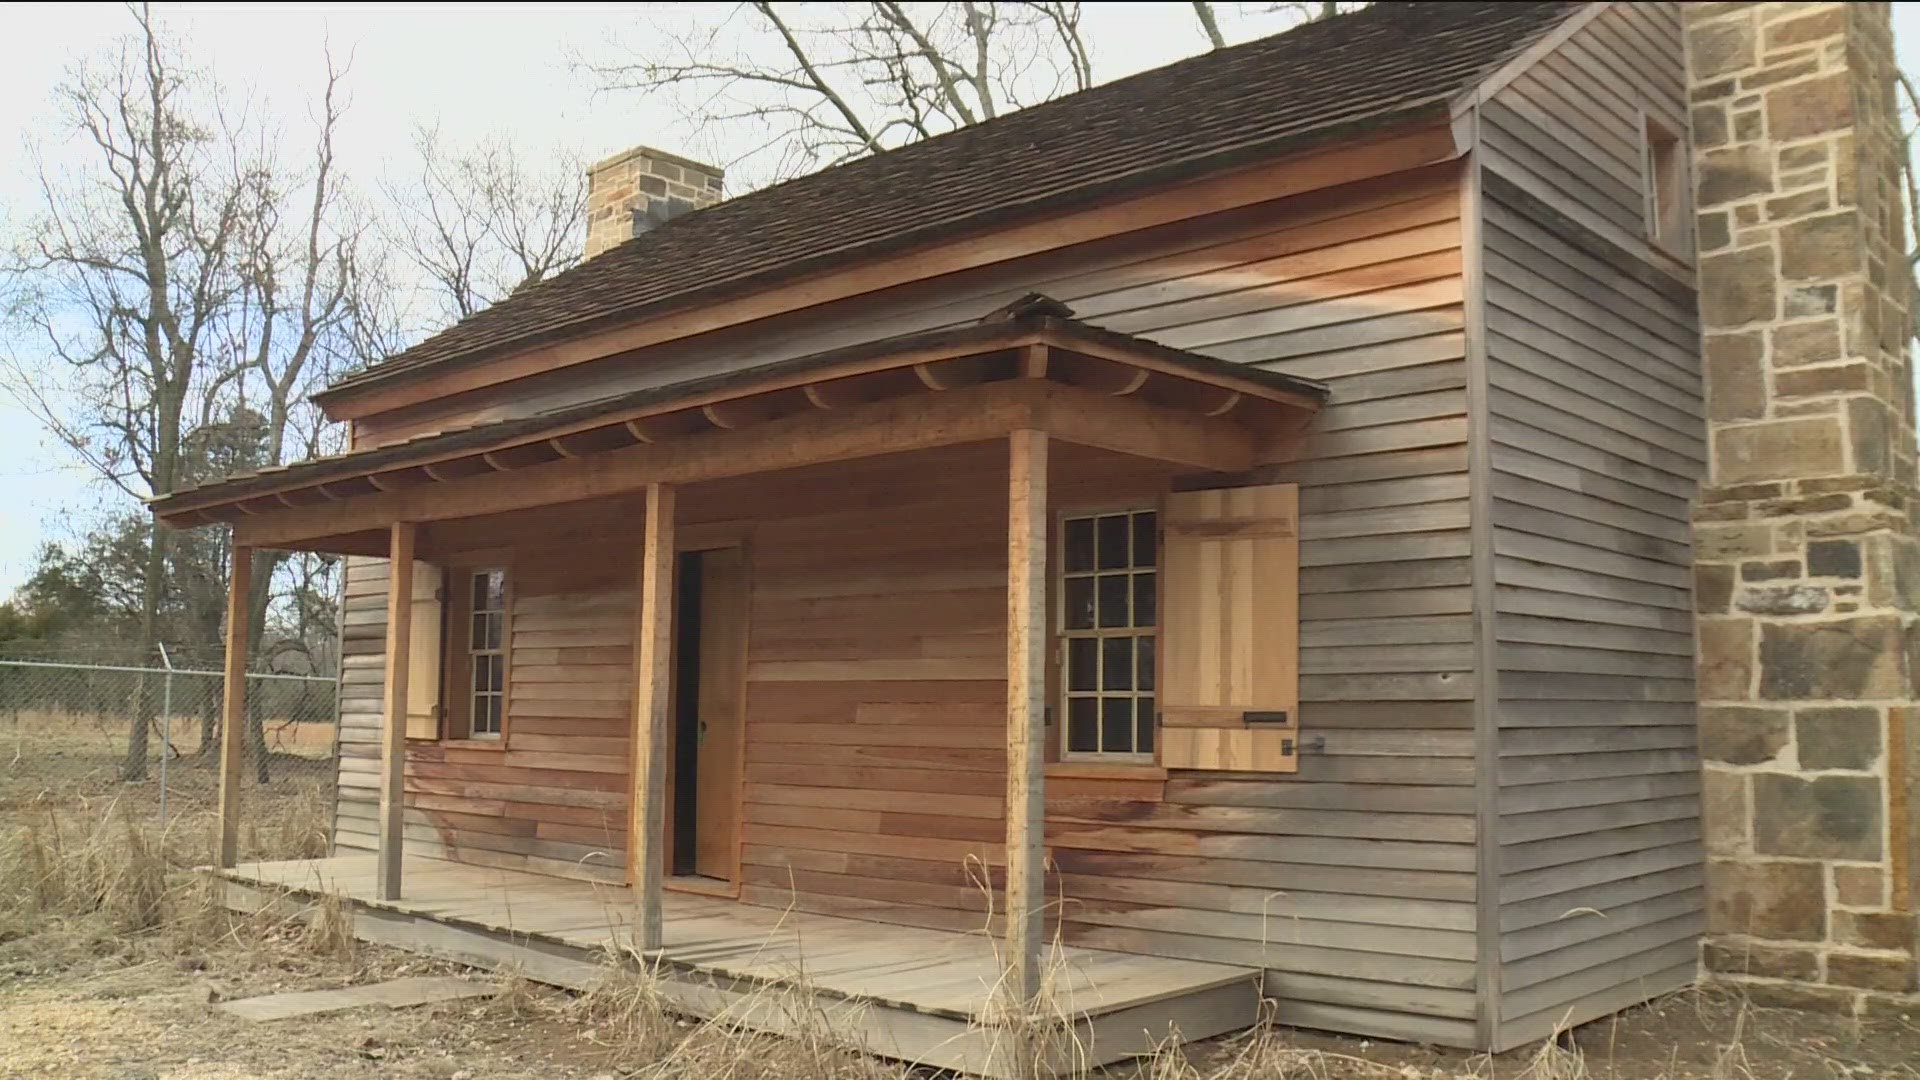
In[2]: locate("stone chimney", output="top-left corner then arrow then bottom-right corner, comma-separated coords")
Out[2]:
1688,2 -> 1920,1006
583,146 -> 725,259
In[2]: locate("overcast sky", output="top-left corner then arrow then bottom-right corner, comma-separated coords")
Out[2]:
2,3 -> 1918,599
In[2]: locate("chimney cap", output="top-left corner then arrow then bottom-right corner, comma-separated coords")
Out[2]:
587,144 -> 726,181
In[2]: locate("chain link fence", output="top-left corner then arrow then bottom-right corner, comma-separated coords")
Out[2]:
0,657 -> 339,844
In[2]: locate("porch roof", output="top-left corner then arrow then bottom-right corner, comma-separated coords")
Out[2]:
150,298 -> 1326,542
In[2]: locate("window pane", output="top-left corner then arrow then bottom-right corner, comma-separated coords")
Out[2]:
1101,697 -> 1133,755
1132,572 -> 1156,628
1132,512 -> 1157,567
1101,636 -> 1132,691
485,570 -> 506,609
472,612 -> 488,645
1098,574 -> 1129,628
1137,636 -> 1155,691
1067,638 -> 1097,692
487,695 -> 503,734
1137,696 -> 1155,753
489,654 -> 504,691
472,572 -> 488,608
1065,518 -> 1095,573
1097,515 -> 1129,570
1064,577 -> 1095,630
1067,698 -> 1098,753
472,655 -> 489,692
487,612 -> 504,651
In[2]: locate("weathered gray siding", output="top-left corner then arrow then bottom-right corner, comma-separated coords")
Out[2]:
1477,1 -> 1706,1049
332,555 -> 385,853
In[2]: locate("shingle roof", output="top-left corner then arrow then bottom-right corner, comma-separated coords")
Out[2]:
319,1 -> 1583,405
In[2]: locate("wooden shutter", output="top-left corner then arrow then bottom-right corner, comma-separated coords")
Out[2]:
404,562 -> 444,740
1158,483 -> 1300,772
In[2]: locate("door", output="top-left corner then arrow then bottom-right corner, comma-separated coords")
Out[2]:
668,546 -> 748,882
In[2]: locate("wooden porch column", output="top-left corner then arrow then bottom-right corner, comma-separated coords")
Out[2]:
377,522 -> 416,901
630,482 -> 676,952
215,544 -> 252,869
1004,429 -> 1048,1006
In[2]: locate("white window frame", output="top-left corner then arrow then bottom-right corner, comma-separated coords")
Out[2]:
464,567 -> 508,740
1055,506 -> 1158,764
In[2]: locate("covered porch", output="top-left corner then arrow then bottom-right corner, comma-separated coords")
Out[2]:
217,852 -> 1258,1073
155,299 -> 1326,1073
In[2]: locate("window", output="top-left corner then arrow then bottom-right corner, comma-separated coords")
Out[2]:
1060,509 -> 1157,760
452,567 -> 508,739
1643,114 -> 1688,253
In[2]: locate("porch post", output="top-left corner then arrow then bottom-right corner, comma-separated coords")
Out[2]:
215,543 -> 252,869
1004,429 -> 1048,1006
630,482 -> 676,952
377,522 -> 416,901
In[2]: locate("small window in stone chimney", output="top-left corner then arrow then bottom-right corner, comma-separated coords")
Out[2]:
1643,113 -> 1688,257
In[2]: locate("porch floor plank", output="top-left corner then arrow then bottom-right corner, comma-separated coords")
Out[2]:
217,854 -> 1256,1043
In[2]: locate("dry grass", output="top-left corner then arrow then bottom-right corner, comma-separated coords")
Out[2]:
572,945 -> 917,1080
1,793 -> 1911,1080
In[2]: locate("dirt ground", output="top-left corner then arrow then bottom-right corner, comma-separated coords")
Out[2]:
3,723 -> 1916,1079
4,908 -> 1918,1080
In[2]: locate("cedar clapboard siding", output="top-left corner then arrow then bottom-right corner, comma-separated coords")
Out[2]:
330,163 -> 1482,1046
349,162 -> 1467,452
333,552 -> 634,880
1477,2 -> 1705,1049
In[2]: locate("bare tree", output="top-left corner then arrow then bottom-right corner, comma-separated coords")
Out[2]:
382,126 -> 586,325
220,49 -> 372,779
1,5 -> 374,780
1191,2 -> 1227,49
0,4 -> 253,779
1893,73 -> 1920,340
589,2 -> 1361,189
587,2 -> 1098,186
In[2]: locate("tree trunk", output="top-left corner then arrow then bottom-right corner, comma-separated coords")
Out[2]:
122,521 -> 167,781
244,548 -> 282,783
197,694 -> 219,764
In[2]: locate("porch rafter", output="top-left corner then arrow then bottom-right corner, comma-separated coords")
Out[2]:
228,377 -> 1270,552
152,307 -> 1327,553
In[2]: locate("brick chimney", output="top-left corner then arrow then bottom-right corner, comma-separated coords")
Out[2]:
583,146 -> 725,259
1687,2 -> 1920,1006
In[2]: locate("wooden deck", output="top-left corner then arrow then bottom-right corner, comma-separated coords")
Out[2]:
213,854 -> 1259,1075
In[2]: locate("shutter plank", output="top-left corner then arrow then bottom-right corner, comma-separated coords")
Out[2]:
405,562 -> 444,740
1160,483 -> 1300,772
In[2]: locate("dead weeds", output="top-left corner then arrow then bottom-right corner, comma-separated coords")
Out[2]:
3,806 -> 1917,1079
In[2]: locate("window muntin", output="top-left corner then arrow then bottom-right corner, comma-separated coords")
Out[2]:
1060,509 -> 1156,760
467,568 -> 506,738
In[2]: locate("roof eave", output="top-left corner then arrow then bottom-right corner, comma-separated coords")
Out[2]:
153,312 -> 1326,526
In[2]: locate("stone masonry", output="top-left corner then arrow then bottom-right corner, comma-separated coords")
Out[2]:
584,145 -> 725,259
1688,2 -> 1920,1011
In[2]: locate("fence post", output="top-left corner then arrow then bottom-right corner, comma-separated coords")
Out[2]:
157,642 -> 174,828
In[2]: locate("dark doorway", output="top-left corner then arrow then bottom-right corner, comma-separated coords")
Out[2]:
667,547 -> 748,884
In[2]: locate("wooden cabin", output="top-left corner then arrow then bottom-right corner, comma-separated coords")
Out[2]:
155,2 -> 1705,1066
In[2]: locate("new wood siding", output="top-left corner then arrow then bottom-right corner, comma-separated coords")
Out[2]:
330,161 -> 1481,1046
1477,2 -> 1705,1050
335,552 -> 636,880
